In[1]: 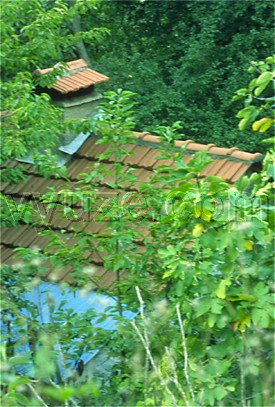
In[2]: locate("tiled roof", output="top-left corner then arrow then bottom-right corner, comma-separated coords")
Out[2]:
34,59 -> 109,94
1,133 -> 263,289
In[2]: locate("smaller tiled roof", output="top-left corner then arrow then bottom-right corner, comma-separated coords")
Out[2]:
35,59 -> 109,94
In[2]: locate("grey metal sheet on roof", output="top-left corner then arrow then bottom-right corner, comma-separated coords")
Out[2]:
59,132 -> 90,155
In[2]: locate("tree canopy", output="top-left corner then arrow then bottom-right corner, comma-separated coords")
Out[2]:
0,1 -> 274,406
89,0 -> 273,153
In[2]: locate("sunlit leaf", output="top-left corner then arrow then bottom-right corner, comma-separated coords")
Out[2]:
192,223 -> 204,237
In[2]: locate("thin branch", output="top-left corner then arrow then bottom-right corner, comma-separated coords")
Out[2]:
136,286 -> 151,351
144,351 -> 149,403
56,340 -> 68,386
253,96 -> 274,101
240,332 -> 247,407
26,383 -> 49,407
49,379 -> 80,407
165,346 -> 189,406
132,286 -> 178,407
131,319 -> 178,407
48,306 -> 68,386
176,303 -> 197,406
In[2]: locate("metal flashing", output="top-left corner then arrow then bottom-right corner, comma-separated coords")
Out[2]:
59,132 -> 90,155
17,150 -> 70,167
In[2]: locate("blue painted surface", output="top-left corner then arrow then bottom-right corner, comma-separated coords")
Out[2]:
23,282 -> 134,362
2,282 -> 136,375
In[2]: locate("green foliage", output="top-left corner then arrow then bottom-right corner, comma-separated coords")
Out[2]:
90,0 -> 273,153
0,0 -> 108,173
2,90 -> 274,406
233,56 -> 274,133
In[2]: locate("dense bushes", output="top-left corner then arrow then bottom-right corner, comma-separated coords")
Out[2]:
89,0 -> 273,152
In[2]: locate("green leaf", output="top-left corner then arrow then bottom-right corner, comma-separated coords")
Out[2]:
227,293 -> 256,303
215,279 -> 228,299
42,386 -> 74,402
192,223 -> 204,237
195,299 -> 212,317
259,118 -> 274,133
236,105 -> 256,119
252,308 -> 270,328
201,208 -> 212,222
238,117 -> 250,131
188,359 -> 198,371
175,280 -> 184,296
9,376 -> 32,391
15,393 -> 30,405
254,82 -> 271,96
255,71 -> 273,86
208,313 -> 217,328
214,386 -> 227,401
211,300 -> 223,314
194,204 -> 201,218
253,282 -> 269,297
8,355 -> 31,367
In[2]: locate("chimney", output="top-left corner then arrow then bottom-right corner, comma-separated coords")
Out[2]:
34,59 -> 109,146
17,60 -> 109,166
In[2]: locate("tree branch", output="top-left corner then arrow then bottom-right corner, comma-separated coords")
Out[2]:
26,383 -> 49,407
176,303 -> 197,406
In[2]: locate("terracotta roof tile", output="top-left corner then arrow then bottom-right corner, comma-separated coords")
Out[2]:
231,150 -> 263,161
141,133 -> 162,143
109,144 -> 136,162
123,145 -> 151,167
1,226 -> 28,246
35,59 -> 109,94
1,161 -> 19,170
132,168 -> 155,187
0,182 -> 9,193
82,220 -> 108,235
6,177 -> 63,198
212,161 -> 242,181
183,155 -> 193,165
221,162 -> 245,182
153,157 -> 174,170
184,141 -> 213,151
44,209 -> 75,230
67,158 -> 92,180
174,139 -> 193,148
1,246 -> 15,263
30,234 -> 51,249
5,181 -> 26,195
76,137 -> 98,157
13,226 -> 38,247
136,148 -> 160,169
208,146 -> 239,156
78,140 -> 113,160
204,159 -> 228,177
1,132 -> 263,289
230,163 -> 250,182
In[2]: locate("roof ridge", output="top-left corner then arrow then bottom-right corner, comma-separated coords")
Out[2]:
35,59 -> 88,76
136,132 -> 263,162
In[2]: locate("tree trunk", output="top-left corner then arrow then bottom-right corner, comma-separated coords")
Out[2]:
71,14 -> 91,64
68,0 -> 91,65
